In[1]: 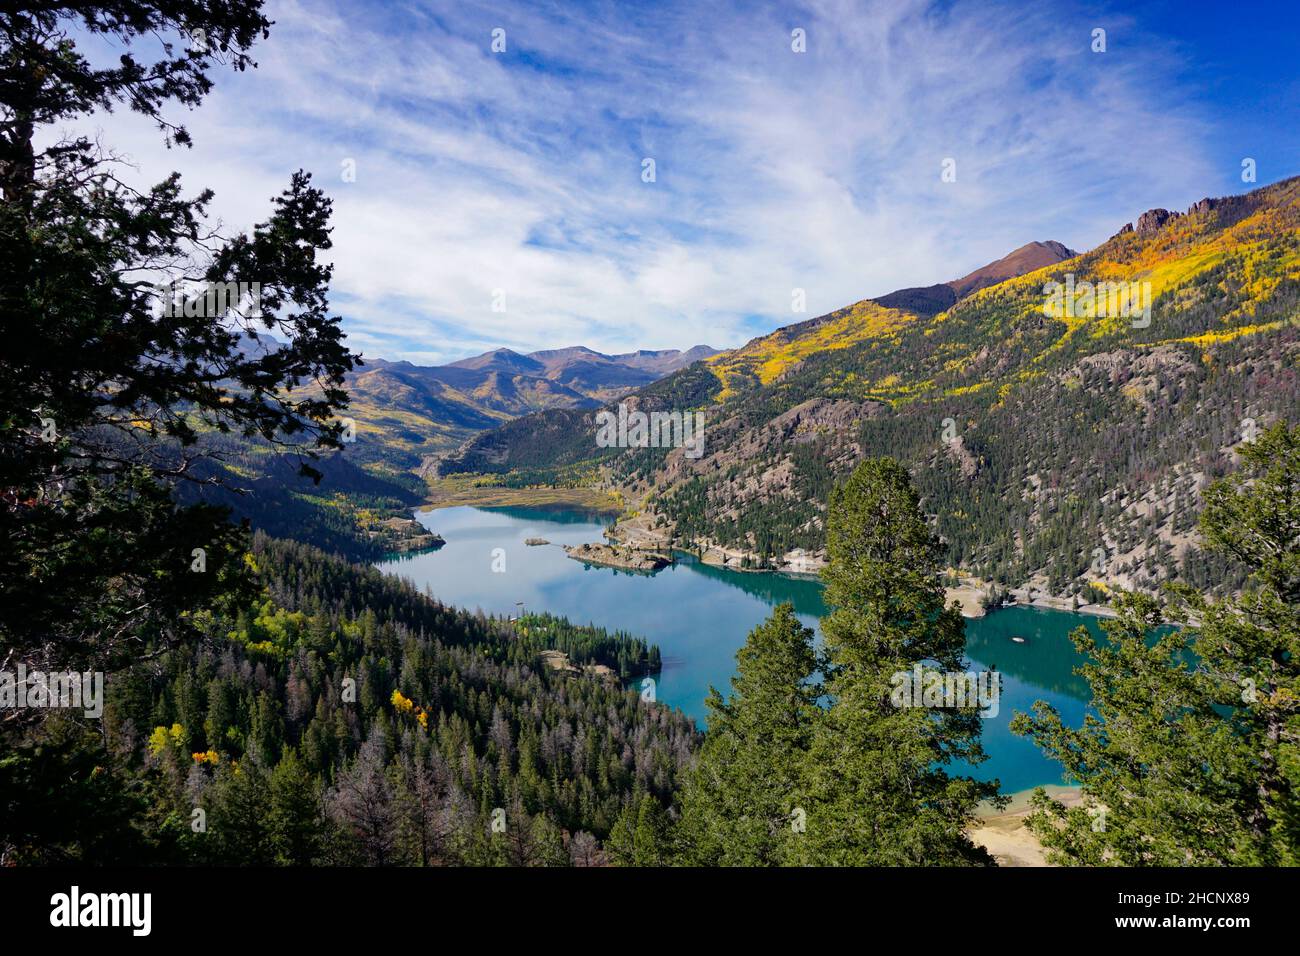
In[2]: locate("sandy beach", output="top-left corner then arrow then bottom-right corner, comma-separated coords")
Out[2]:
969,785 -> 1082,866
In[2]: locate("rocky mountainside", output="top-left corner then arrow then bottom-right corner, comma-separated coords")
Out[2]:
430,176 -> 1300,598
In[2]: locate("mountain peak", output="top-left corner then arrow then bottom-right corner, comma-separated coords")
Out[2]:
525,346 -> 614,373
446,348 -> 544,374
946,240 -> 1078,298
871,240 -> 1077,315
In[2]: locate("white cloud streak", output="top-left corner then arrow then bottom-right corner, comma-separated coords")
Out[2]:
70,0 -> 1218,363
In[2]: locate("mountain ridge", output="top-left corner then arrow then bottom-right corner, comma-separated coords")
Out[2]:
332,342 -> 718,470
703,239 -> 1079,399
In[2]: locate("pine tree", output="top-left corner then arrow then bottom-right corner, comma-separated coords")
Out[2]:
632,793 -> 671,866
328,731 -> 396,865
528,814 -> 569,867
1013,422 -> 1300,864
394,749 -> 448,866
605,799 -> 638,866
0,1 -> 355,678
676,603 -> 818,865
204,758 -> 273,865
268,750 -> 323,866
795,458 -> 1002,865
606,792 -> 671,866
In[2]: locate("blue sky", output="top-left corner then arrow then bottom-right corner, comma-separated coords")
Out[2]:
83,0 -> 1300,364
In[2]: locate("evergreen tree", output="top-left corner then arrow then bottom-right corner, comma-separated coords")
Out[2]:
607,793 -> 671,866
1013,422 -> 1300,864
676,603 -> 818,865
605,799 -> 638,866
268,749 -> 323,866
528,814 -> 569,867
393,749 -> 448,867
632,793 -> 671,866
795,458 -> 1002,865
203,758 -> 273,865
0,0 -> 356,678
0,735 -> 156,864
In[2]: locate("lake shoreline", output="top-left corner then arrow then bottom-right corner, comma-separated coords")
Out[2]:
385,503 -> 1105,797
970,785 -> 1082,867
419,479 -> 623,514
416,485 -> 1128,620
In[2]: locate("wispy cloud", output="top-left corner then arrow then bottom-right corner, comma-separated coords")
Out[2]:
77,0 -> 1222,363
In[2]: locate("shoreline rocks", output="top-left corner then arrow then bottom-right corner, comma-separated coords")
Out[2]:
564,542 -> 672,572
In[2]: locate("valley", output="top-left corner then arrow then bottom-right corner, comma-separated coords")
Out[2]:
329,344 -> 718,471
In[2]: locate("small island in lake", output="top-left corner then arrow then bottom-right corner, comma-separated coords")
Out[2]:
368,516 -> 445,554
524,537 -> 550,546
564,542 -> 673,572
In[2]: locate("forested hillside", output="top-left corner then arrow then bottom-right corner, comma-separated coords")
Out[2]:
433,177 -> 1300,598
174,431 -> 433,563
2,534 -> 696,865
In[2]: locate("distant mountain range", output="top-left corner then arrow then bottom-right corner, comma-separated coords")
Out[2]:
428,175 -> 1300,597
445,344 -> 718,395
431,236 -> 1086,471
337,344 -> 717,468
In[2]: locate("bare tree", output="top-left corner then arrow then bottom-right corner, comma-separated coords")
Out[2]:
568,830 -> 606,867
328,730 -> 395,865
395,748 -> 453,866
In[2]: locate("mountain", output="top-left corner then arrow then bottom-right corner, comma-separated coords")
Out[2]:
433,237 -> 1085,473
513,345 -> 718,399
704,240 -> 1077,400
446,347 -> 549,375
948,239 -> 1077,296
429,176 -> 1300,598
448,344 -> 716,381
609,345 -> 721,373
874,240 -> 1077,314
333,344 -> 717,470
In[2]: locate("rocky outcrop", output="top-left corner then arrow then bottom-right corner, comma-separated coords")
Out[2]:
1113,195 -> 1250,242
944,435 -> 981,478
372,517 -> 445,553
1136,207 -> 1180,236
564,543 -> 672,572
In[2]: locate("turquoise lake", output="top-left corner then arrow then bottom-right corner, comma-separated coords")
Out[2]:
377,504 -> 1101,795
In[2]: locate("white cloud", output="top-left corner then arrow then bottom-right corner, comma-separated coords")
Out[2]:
63,0 -> 1219,363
